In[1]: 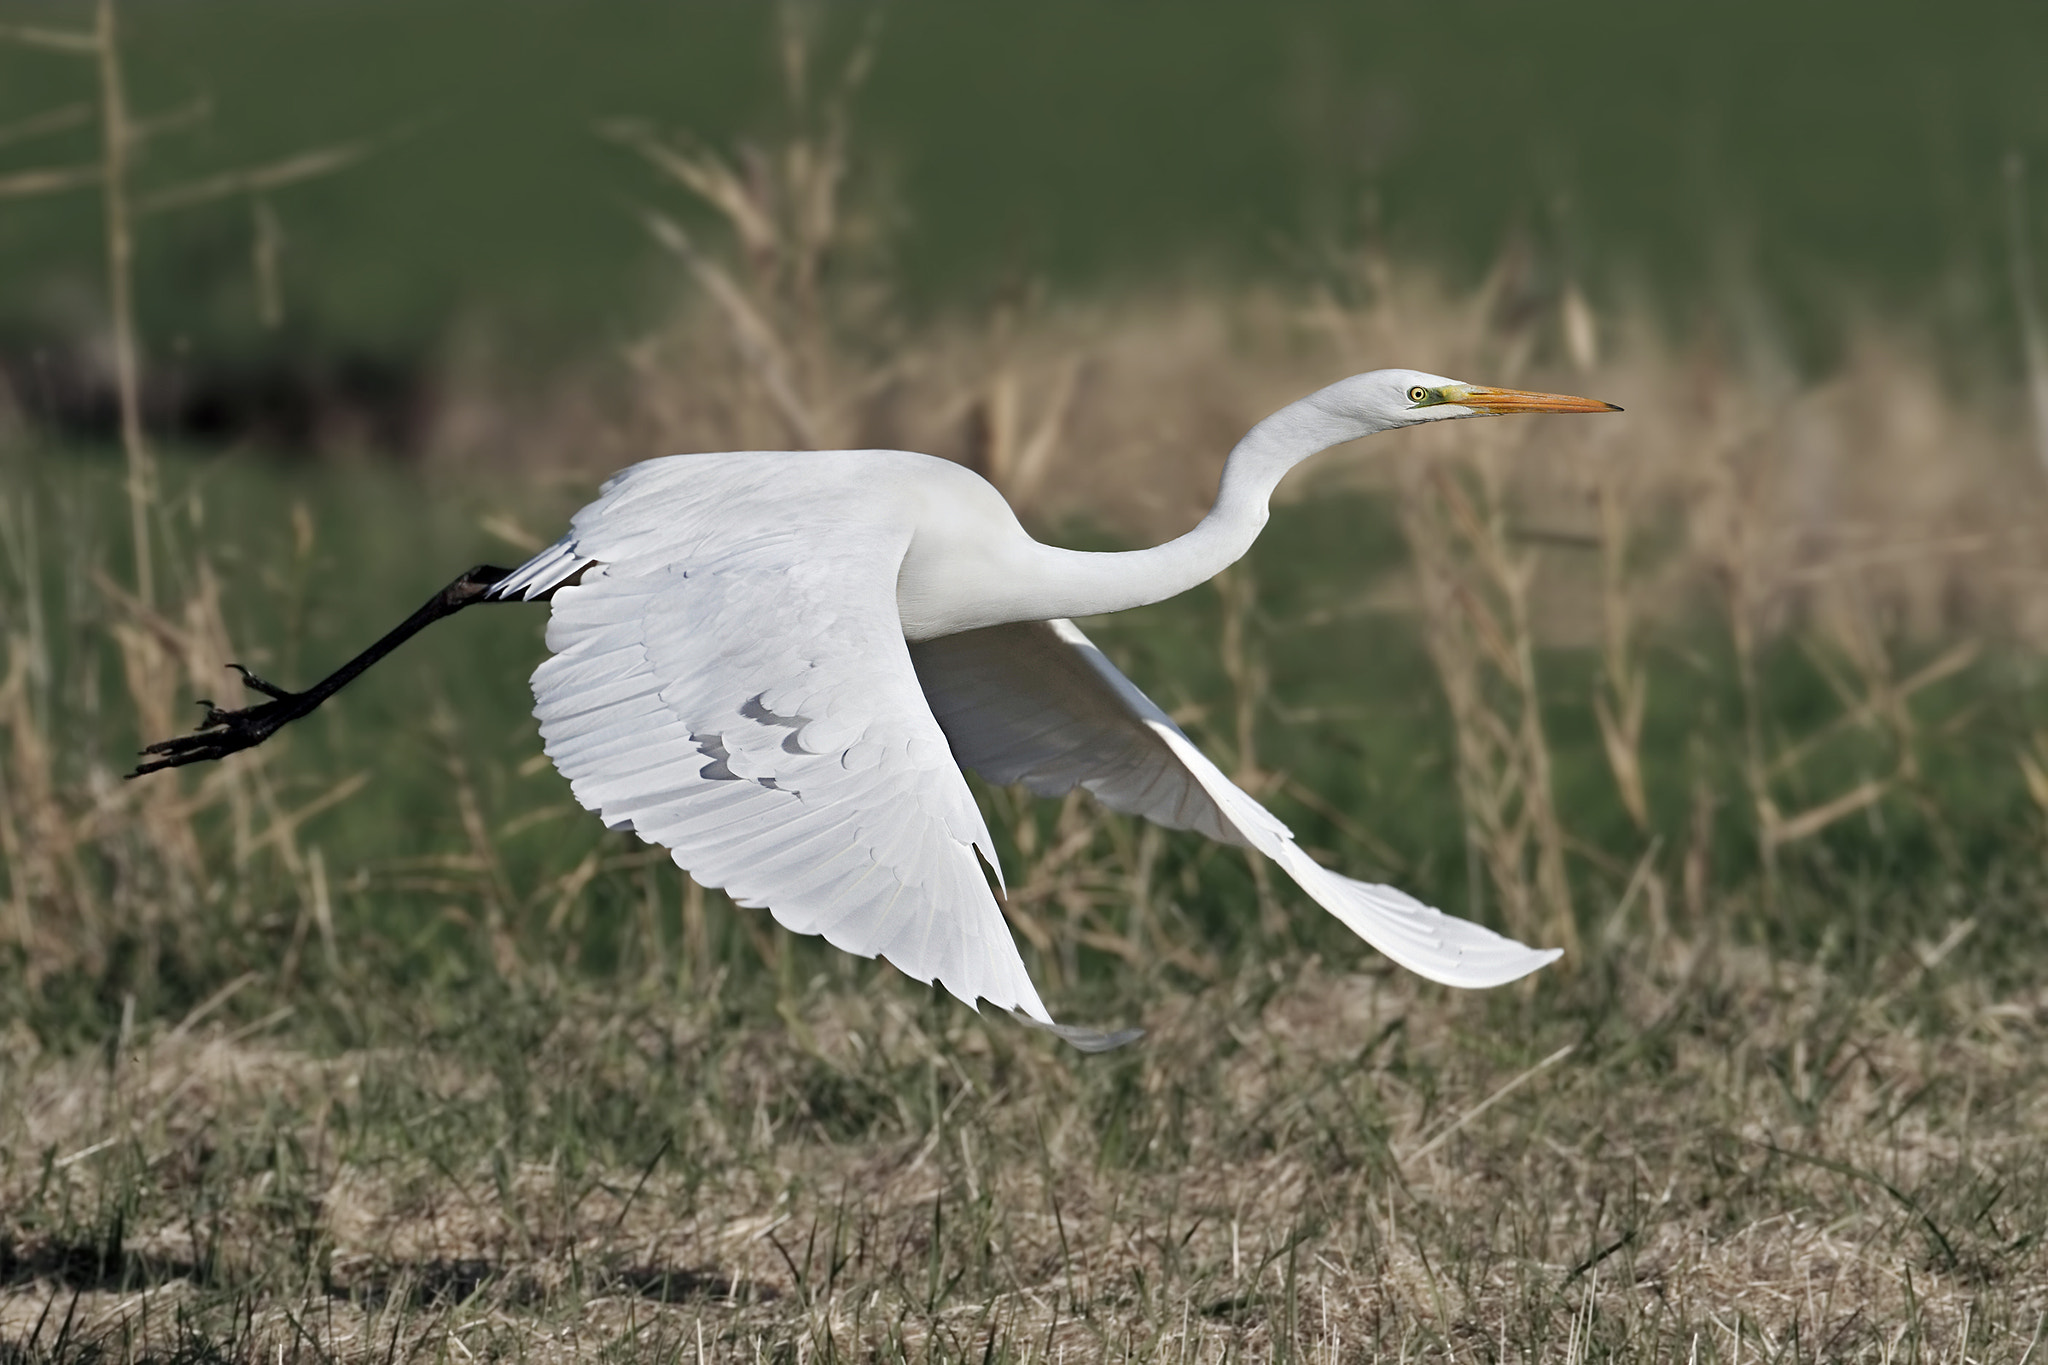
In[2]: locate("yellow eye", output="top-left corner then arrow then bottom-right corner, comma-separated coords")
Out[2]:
1407,385 -> 1431,404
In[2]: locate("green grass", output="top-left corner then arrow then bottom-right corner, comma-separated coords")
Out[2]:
5,446 -> 2048,1359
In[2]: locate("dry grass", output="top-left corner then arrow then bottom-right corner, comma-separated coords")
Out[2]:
0,474 -> 370,1003
4,932 -> 2046,1363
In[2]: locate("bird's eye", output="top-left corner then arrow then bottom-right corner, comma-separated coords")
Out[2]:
1407,386 -> 1432,404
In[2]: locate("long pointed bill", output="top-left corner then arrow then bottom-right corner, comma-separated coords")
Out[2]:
1450,385 -> 1622,415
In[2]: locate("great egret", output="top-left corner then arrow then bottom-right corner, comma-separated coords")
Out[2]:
135,369 -> 1619,1047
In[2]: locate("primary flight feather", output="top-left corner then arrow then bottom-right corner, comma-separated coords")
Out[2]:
135,368 -> 1621,1045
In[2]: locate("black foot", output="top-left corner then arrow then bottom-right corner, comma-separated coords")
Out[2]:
127,564 -> 521,778
128,667 -> 318,777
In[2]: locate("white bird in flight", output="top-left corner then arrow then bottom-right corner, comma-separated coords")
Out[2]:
136,369 -> 1619,1047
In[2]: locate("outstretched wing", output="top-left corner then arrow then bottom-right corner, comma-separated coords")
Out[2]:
493,455 -> 1060,1025
910,620 -> 1561,989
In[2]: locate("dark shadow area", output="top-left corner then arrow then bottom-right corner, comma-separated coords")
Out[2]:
607,1263 -> 770,1304
0,338 -> 435,456
333,1256 -> 538,1309
330,1257 -> 774,1310
0,1236 -> 204,1296
1,1235 -> 773,1311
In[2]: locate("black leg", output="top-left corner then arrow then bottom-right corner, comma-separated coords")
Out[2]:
129,564 -> 519,778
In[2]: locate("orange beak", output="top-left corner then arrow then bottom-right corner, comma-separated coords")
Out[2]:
1449,385 -> 1623,415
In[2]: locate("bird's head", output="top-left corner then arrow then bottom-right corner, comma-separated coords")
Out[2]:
1226,367 -> 1624,492
1319,368 -> 1622,435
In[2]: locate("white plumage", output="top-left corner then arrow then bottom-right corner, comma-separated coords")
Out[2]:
503,455 -> 1050,1025
915,619 -> 1558,989
482,368 -> 1622,1039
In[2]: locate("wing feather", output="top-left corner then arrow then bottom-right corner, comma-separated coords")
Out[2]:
497,453 -> 1055,1023
912,619 -> 1561,989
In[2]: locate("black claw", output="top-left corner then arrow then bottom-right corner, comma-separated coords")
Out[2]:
127,689 -> 317,778
227,663 -> 295,700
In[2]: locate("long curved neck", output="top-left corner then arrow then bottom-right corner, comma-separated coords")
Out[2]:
1011,384 -> 1378,621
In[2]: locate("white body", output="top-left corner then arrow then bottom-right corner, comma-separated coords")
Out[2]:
490,371 -> 1578,1043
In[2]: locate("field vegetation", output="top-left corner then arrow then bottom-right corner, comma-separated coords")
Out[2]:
6,7 -> 2048,1361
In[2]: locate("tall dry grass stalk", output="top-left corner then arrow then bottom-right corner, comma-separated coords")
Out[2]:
445,9 -> 1091,511
1397,444 -> 1578,953
0,0 -> 378,991
0,476 -> 308,988
0,2 -> 159,608
599,4 -> 884,455
1682,351 -> 2004,888
91,0 -> 153,611
0,3 -> 372,994
1593,451 -> 1650,836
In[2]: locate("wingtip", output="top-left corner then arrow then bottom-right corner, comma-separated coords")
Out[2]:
1059,1024 -> 1147,1053
1008,1010 -> 1145,1053
1455,944 -> 1564,989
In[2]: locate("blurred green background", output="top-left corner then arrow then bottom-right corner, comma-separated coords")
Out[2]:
4,0 -> 2046,382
